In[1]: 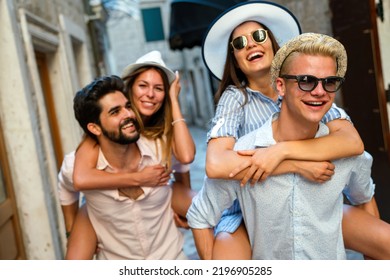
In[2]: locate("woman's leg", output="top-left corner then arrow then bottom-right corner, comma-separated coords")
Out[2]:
343,204 -> 390,259
171,171 -> 197,218
65,204 -> 97,260
212,223 -> 252,260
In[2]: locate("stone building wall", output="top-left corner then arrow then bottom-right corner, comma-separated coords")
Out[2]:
0,0 -> 95,259
1,0 -> 389,260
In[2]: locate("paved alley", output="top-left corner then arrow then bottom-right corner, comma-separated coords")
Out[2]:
182,125 -> 208,260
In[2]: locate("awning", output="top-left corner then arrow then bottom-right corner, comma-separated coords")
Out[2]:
168,0 -> 246,50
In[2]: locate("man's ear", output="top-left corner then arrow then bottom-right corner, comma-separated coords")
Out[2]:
275,77 -> 286,97
87,123 -> 101,136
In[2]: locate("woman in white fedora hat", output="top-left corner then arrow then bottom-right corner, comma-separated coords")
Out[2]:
62,50 -> 196,259
188,1 -> 389,259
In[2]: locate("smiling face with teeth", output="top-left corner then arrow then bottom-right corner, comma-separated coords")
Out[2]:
231,21 -> 275,88
96,91 -> 140,145
131,68 -> 167,122
277,53 -> 337,132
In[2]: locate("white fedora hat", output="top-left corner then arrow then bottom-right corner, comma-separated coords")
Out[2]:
121,50 -> 176,84
270,32 -> 347,89
202,1 -> 302,80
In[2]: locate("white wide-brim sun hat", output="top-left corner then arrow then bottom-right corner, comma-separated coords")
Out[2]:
121,50 -> 176,84
202,0 -> 302,80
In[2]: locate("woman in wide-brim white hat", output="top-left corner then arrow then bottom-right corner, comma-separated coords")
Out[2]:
190,1 -> 374,259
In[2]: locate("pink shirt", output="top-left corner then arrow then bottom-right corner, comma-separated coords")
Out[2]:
57,151 -> 79,205
83,136 -> 184,260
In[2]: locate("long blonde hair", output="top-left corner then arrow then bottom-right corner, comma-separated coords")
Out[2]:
122,66 -> 173,168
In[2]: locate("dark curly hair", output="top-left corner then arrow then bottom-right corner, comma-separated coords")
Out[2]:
73,75 -> 125,140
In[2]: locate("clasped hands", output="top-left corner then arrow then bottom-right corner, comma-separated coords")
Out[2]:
229,145 -> 335,187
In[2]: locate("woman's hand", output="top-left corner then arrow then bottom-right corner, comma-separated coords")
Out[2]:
138,165 -> 171,187
294,160 -> 335,183
169,71 -> 181,102
229,145 -> 335,186
229,145 -> 286,186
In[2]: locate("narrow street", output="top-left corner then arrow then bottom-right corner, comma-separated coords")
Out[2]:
182,125 -> 208,259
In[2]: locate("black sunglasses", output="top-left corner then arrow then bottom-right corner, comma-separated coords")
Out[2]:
281,75 -> 345,93
230,29 -> 268,50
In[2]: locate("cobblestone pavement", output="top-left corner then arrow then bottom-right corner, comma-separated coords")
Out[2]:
182,125 -> 208,260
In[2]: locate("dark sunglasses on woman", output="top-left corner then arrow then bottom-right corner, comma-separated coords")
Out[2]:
230,29 -> 268,50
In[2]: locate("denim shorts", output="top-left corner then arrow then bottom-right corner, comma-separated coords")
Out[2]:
214,199 -> 243,235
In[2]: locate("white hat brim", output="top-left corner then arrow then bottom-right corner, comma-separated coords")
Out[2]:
202,1 -> 302,80
121,62 -> 176,85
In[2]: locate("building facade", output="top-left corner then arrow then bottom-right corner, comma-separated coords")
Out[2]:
1,0 -> 390,259
0,0 -> 97,259
105,0 -> 215,127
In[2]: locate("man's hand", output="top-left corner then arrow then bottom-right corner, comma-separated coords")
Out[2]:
173,212 -> 189,229
356,197 -> 380,218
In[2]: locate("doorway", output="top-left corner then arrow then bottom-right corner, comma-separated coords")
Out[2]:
35,52 -> 64,170
330,0 -> 390,222
0,121 -> 26,259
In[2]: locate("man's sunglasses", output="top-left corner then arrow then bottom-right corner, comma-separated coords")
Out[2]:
280,75 -> 345,93
230,29 -> 268,50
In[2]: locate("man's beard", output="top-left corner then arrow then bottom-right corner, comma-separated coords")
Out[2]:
101,118 -> 140,145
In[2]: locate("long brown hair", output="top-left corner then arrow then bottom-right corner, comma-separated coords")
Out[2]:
122,66 -> 173,168
214,22 -> 280,106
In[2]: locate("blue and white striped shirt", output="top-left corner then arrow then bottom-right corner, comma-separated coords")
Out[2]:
208,85 -> 348,141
